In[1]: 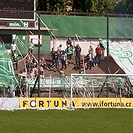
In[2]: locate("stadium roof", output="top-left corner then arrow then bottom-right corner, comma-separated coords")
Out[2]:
0,26 -> 52,35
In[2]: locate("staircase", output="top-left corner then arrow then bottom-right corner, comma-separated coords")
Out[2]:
44,55 -> 125,77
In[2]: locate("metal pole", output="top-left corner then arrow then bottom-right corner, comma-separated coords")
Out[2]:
38,13 -> 41,97
49,75 -> 52,109
82,55 -> 85,74
107,15 -> 109,73
70,74 -> 73,109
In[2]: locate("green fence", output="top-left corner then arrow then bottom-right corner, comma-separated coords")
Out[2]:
41,15 -> 133,38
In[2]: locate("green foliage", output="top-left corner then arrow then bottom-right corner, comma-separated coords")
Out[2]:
36,0 -> 133,14
72,0 -> 92,12
91,0 -> 118,13
115,0 -> 133,14
37,0 -> 69,12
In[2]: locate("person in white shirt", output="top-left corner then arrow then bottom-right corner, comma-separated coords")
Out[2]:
28,39 -> 34,54
11,41 -> 17,54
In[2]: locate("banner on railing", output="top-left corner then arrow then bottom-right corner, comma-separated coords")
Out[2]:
27,76 -> 70,88
100,39 -> 133,84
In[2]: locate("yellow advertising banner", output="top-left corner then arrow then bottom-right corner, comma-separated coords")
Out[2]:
19,98 -> 70,108
19,98 -> 133,109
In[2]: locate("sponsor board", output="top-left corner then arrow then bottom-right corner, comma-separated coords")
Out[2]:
19,98 -> 70,108
19,98 -> 133,109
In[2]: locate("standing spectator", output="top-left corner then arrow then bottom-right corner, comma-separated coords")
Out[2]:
12,50 -> 19,70
18,69 -> 27,83
11,41 -> 17,54
75,44 -> 81,68
26,59 -> 32,73
54,51 -> 60,72
57,44 -> 62,54
66,44 -> 73,64
40,66 -> 45,77
50,48 -> 56,65
66,37 -> 72,46
88,46 -> 94,56
95,44 -> 102,65
88,46 -> 94,67
20,76 -> 28,97
8,79 -> 16,98
28,39 -> 34,54
61,51 -> 67,69
86,51 -> 93,70
100,43 -> 105,60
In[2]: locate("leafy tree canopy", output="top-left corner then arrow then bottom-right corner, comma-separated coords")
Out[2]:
36,0 -> 133,14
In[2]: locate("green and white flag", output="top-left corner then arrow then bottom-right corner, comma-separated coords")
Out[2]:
100,39 -> 133,84
0,43 -> 18,87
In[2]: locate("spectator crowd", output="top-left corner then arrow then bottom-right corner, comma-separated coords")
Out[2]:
8,37 -> 105,97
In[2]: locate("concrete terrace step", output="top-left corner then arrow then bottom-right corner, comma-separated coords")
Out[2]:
16,54 -> 124,77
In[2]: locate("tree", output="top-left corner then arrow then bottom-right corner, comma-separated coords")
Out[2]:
72,0 -> 92,12
36,0 -> 133,14
37,0 -> 48,11
37,0 -> 69,12
115,0 -> 133,14
90,0 -> 118,13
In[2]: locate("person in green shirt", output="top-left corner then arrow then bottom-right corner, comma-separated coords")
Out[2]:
66,44 -> 73,64
28,39 -> 34,54
12,50 -> 19,70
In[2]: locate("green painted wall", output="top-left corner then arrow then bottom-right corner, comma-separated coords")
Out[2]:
41,15 -> 133,38
13,35 -> 50,54
109,17 -> 133,38
41,15 -> 107,37
2,15 -> 133,54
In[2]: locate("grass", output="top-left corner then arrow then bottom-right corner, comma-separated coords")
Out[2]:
0,109 -> 133,133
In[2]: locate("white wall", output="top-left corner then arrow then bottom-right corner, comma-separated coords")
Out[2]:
50,38 -> 100,56
50,38 -> 131,56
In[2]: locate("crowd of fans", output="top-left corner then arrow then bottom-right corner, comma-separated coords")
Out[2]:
1,36 -> 132,98
7,37 -> 106,97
